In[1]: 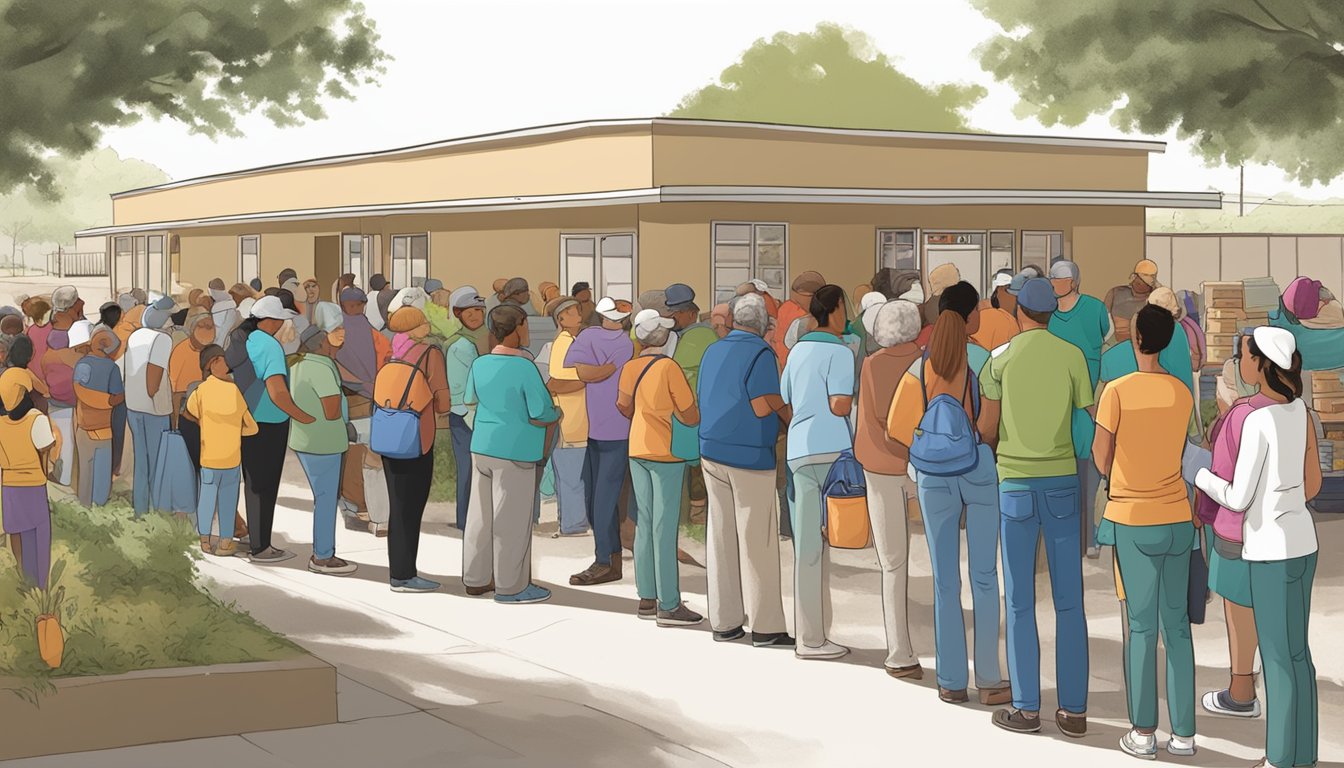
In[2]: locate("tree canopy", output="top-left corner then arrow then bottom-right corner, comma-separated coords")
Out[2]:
973,0 -> 1344,184
0,0 -> 387,197
670,23 -> 986,132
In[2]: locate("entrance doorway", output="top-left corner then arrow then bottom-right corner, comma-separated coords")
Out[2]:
342,234 -> 377,291
923,232 -> 985,295
560,233 -> 637,301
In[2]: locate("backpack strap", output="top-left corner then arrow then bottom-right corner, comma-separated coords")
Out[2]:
743,347 -> 774,389
391,344 -> 434,410
631,354 -> 669,402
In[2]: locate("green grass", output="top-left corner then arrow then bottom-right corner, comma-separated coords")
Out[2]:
0,496 -> 301,703
430,431 -> 458,503
680,523 -> 706,544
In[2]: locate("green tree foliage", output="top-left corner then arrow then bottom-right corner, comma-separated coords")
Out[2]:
0,0 -> 387,197
671,23 -> 986,131
0,148 -> 168,263
973,0 -> 1344,184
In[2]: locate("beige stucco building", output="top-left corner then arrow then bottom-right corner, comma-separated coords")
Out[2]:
79,118 -> 1220,305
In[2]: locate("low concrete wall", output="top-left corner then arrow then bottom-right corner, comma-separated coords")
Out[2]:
0,654 -> 336,760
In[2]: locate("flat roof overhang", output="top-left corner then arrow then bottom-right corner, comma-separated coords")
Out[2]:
78,186 -> 1222,238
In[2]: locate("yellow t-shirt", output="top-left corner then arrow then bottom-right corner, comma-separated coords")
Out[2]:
1096,371 -> 1193,526
618,356 -> 694,462
0,411 -> 56,487
186,376 -> 259,470
548,331 -> 589,447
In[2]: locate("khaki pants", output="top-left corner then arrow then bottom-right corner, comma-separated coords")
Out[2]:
703,458 -> 787,635
864,471 -> 918,670
463,454 -> 538,596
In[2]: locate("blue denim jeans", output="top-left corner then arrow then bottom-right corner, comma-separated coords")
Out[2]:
553,445 -> 589,535
999,474 -> 1089,714
448,413 -> 473,530
197,465 -> 241,539
915,444 -> 1004,691
298,452 -> 343,560
583,438 -> 628,563
128,410 -> 169,517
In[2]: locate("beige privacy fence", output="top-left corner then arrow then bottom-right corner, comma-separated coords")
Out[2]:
1145,234 -> 1344,301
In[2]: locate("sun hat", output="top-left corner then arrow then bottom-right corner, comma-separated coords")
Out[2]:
633,308 -> 675,337
595,296 -> 632,321
249,295 -> 298,321
450,286 -> 486,310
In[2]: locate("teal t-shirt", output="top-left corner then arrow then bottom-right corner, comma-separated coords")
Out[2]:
1099,338 -> 1195,395
1049,295 -> 1111,460
966,342 -> 990,378
287,354 -> 349,455
246,330 -> 290,424
464,353 -> 558,463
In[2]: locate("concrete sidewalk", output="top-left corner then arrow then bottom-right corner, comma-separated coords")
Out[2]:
7,457 -> 1343,767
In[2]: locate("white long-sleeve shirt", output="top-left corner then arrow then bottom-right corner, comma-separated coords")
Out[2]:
1194,398 -> 1319,562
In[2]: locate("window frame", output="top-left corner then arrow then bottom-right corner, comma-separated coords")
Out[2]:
389,232 -> 430,289
558,231 -> 639,302
875,227 -> 921,273
1020,230 -> 1065,277
238,234 -> 261,285
710,220 -> 790,306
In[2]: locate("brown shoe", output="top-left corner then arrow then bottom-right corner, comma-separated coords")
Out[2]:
886,664 -> 923,680
979,683 -> 1013,706
465,581 -> 495,596
570,556 -> 622,586
1055,709 -> 1087,738
939,687 -> 970,704
637,598 -> 657,619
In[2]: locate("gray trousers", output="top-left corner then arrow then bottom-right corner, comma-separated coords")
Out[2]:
75,430 -> 113,507
463,453 -> 540,596
864,471 -> 919,670
703,458 -> 787,635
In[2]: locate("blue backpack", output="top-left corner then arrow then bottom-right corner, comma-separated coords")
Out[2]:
370,346 -> 433,460
908,357 -> 981,477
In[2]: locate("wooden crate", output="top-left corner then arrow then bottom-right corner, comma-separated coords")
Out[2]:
1206,317 -> 1243,334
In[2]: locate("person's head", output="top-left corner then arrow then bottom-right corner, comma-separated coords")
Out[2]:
184,306 -> 215,347
249,295 -> 297,336
502,277 -> 530,306
98,302 -> 122,330
187,288 -> 207,309
938,281 -> 981,335
0,314 -> 22,336
492,278 -> 509,299
300,326 -> 336,357
277,268 -> 298,287
248,277 -> 263,293
808,284 -> 847,331
853,283 -> 873,302
51,285 -> 82,324
488,305 -> 529,348
23,296 -> 51,326
571,282 -> 593,305
200,344 -> 228,380
1014,278 -> 1058,329
449,286 -> 487,330
928,264 -> 961,296
302,279 -> 321,304
990,269 -> 1015,310
141,296 -> 176,331
791,271 -> 826,302
1133,304 -> 1175,358
1242,327 -> 1302,401
871,300 -> 921,349
710,303 -> 732,338
546,296 -> 583,333
633,309 -> 675,349
89,325 -> 119,358
6,334 -> 34,368
229,283 -> 254,303
388,307 -> 430,340
338,273 -> 356,289
1048,259 -> 1080,298
595,297 -> 632,331
1132,259 -> 1160,290
369,273 -> 388,292
729,293 -> 769,338
339,287 -> 368,316
664,283 -> 699,329
1147,286 -> 1181,318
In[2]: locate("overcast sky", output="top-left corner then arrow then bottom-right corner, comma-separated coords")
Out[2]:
100,0 -> 1344,200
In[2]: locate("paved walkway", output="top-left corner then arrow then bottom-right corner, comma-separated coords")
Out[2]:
7,456 -> 1343,767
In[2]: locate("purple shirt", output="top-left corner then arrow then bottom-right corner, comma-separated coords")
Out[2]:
1202,393 -> 1274,542
564,326 -> 633,441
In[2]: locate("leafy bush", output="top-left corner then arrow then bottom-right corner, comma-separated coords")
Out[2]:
430,431 -> 458,503
0,497 -> 300,702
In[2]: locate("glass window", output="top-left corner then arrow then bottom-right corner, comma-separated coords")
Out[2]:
238,235 -> 260,285
390,234 -> 429,288
560,234 -> 636,301
989,230 -> 1015,283
114,237 -> 133,291
713,222 -> 789,305
147,235 -> 165,293
1021,231 -> 1064,277
600,234 -> 635,301
877,229 -> 918,271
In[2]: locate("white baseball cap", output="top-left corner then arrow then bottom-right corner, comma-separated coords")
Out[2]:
595,296 -> 632,321
633,308 -> 675,336
1251,326 -> 1296,369
249,295 -> 299,321
67,319 -> 93,347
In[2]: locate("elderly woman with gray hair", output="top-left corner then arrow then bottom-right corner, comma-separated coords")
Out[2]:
852,300 -> 926,679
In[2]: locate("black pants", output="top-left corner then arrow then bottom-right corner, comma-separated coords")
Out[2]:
242,421 -> 290,554
178,417 -> 202,475
384,448 -> 434,581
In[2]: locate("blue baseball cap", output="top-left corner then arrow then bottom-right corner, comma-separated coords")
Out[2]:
1016,278 -> 1059,314
664,283 -> 697,312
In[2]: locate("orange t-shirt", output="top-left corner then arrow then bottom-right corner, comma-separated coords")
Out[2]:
168,339 -> 204,394
618,356 -> 694,462
773,299 -> 808,369
971,307 -> 1019,352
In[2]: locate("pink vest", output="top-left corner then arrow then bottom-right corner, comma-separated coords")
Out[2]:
1201,393 -> 1273,542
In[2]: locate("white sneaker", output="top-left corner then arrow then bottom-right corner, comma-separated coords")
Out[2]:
795,641 -> 849,660
1166,735 -> 1197,757
1201,689 -> 1261,718
1119,729 -> 1157,760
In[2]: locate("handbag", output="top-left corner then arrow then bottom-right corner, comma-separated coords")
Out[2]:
151,430 -> 198,514
820,450 -> 872,549
370,346 -> 432,460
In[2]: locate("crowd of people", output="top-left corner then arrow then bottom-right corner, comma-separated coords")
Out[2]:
0,255 -> 1323,768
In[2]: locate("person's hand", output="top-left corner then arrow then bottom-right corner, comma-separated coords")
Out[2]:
295,409 -> 317,425
596,363 -> 616,380
110,393 -> 125,406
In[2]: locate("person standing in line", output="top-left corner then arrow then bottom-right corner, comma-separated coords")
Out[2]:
206,278 -> 240,348
334,287 -> 391,529
113,299 -> 144,361
331,273 -> 356,305
375,306 -> 451,592
445,286 -> 488,531
544,295 -> 591,537
39,321 -> 80,486
123,296 -> 178,518
972,269 -> 1020,351
697,293 -> 793,647
1104,259 -> 1161,345
773,271 -> 825,368
852,299 -> 925,681
186,344 -> 255,557
570,282 -> 597,326
241,295 -> 314,563
565,297 -> 631,587
290,325 -> 358,576
462,305 -> 558,603
979,278 -> 1093,737
169,308 -> 215,472
1047,259 -> 1112,559
72,322 -> 123,507
887,301 -> 1011,703
1195,328 -> 1320,768
709,303 -> 732,339
663,284 -> 717,523
498,277 -> 539,317
23,296 -> 53,384
616,309 -> 703,627
0,374 -> 57,588
1093,305 -> 1199,760
780,284 -> 854,661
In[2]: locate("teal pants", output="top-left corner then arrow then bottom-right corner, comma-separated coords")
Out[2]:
1114,521 -> 1196,737
629,458 -> 686,611
1249,553 -> 1318,768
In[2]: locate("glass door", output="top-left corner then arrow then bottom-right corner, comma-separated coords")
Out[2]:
560,233 -> 637,301
342,234 -> 375,289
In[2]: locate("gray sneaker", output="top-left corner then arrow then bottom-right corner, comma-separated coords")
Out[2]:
249,547 -> 295,564
655,603 -> 703,627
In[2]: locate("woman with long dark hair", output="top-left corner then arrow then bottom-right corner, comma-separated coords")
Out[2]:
1195,327 -> 1320,768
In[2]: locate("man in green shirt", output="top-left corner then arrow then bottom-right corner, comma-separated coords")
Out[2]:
665,283 -> 717,523
979,278 -> 1093,738
290,325 -> 357,576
